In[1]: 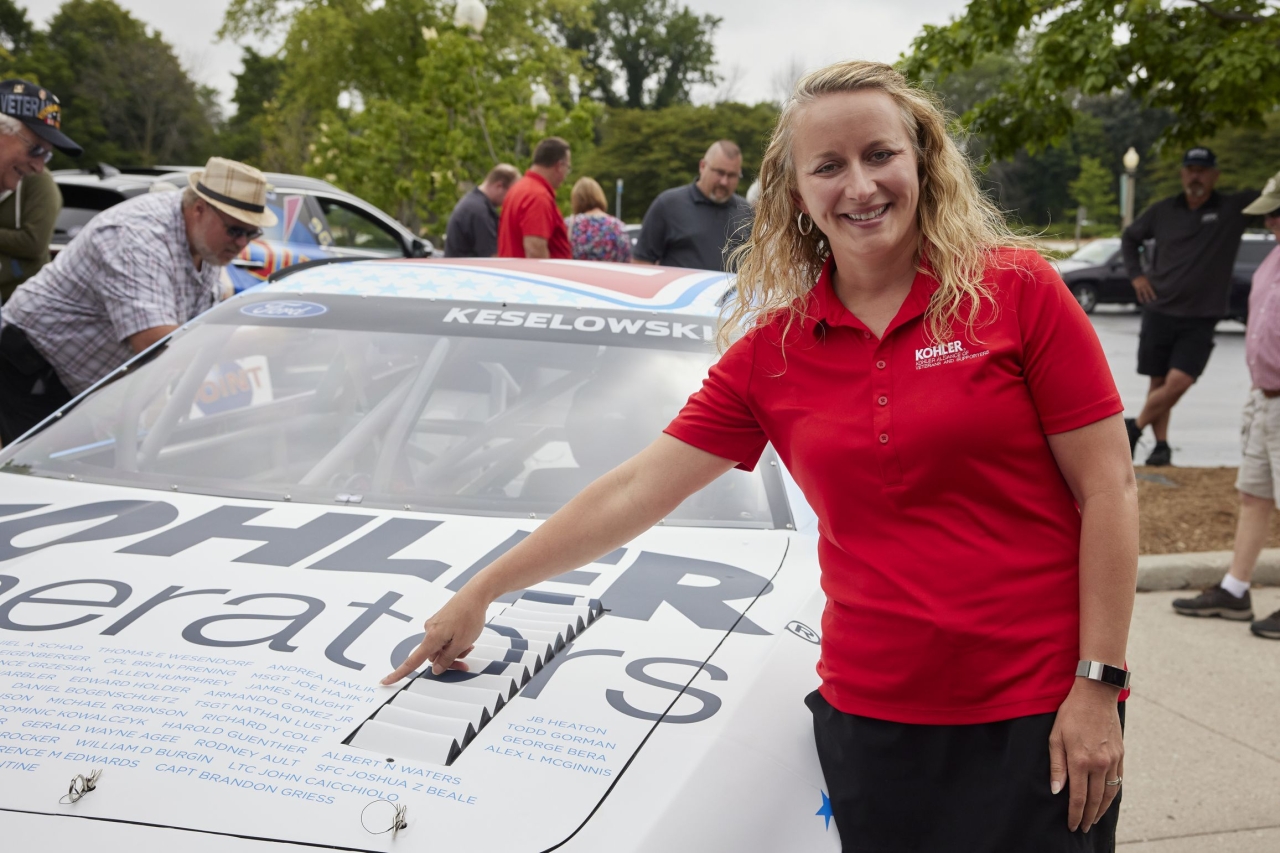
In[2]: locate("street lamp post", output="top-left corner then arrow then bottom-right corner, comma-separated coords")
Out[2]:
1122,146 -> 1140,228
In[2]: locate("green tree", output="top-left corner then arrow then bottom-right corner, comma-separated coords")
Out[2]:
1069,156 -> 1119,233
222,0 -> 599,235
0,0 -> 33,57
29,0 -> 218,167
922,48 -> 1175,229
560,0 -> 720,109
220,47 -> 285,165
903,0 -> 1280,159
576,102 -> 777,221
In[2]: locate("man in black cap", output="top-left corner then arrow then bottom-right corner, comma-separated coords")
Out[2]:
0,79 -> 81,192
1120,147 -> 1261,465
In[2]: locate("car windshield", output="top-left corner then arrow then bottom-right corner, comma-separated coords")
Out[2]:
1068,238 -> 1121,265
0,294 -> 786,528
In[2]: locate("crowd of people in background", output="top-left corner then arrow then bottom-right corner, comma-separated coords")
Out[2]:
442,135 -> 753,272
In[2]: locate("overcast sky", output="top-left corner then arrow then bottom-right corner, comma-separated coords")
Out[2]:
20,0 -> 971,113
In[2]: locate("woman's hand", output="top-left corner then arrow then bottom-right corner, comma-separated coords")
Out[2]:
1049,678 -> 1124,832
381,587 -> 489,684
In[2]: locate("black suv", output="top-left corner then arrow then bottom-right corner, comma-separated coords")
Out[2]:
1055,234 -> 1275,322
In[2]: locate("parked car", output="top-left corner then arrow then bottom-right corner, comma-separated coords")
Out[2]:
51,165 -> 434,295
0,258 -> 837,852
1055,234 -> 1276,321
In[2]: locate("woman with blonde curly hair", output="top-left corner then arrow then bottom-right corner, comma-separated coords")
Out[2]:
387,60 -> 1137,850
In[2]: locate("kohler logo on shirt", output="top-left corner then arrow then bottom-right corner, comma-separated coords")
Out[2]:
1202,212 -> 1220,224
915,340 -> 990,370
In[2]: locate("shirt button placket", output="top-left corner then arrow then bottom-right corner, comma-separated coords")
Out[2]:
872,349 -> 902,484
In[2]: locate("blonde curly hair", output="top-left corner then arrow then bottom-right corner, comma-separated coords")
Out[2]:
723,60 -> 1027,349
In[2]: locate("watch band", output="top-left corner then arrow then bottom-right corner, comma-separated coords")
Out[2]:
1076,660 -> 1131,691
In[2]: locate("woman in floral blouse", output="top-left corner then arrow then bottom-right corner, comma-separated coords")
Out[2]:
566,177 -> 632,263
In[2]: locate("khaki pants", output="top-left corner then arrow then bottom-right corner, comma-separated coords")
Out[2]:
1236,389 -> 1280,506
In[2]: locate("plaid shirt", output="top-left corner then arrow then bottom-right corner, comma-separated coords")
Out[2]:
2,191 -> 219,395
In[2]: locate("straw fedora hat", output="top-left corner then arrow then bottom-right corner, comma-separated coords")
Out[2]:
187,157 -> 278,228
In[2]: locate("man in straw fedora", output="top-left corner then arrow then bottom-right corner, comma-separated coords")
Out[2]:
0,156 -> 277,444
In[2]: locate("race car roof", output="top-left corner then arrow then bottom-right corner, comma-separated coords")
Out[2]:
260,258 -> 735,316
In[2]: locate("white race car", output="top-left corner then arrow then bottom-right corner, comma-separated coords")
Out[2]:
0,258 -> 837,852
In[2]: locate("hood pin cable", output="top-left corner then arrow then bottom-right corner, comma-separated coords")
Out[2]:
59,769 -> 102,805
361,799 -> 408,840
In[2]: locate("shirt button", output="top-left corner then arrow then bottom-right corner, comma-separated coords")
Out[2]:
876,360 -> 886,370
879,433 -> 889,444
878,396 -> 888,406
862,331 -> 871,340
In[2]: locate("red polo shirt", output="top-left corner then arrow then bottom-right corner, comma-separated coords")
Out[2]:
666,249 -> 1123,725
497,170 -> 571,259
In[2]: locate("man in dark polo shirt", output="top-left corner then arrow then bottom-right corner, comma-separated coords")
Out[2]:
1121,146 -> 1261,466
444,163 -> 519,258
634,140 -> 753,271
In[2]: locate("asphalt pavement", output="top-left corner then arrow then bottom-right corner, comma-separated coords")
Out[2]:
1091,308 -> 1249,467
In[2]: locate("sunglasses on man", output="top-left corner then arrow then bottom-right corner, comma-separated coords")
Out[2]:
208,204 -> 265,241
20,130 -> 53,164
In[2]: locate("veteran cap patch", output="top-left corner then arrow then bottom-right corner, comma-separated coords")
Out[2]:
0,78 -> 82,157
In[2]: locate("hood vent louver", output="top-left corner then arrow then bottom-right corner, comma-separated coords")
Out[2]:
345,594 -> 603,766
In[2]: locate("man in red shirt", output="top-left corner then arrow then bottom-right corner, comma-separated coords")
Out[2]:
497,137 -> 572,259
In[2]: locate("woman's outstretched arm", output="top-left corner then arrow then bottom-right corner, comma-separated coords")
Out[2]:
382,434 -> 737,684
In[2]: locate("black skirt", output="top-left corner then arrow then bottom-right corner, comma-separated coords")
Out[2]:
807,690 -> 1124,853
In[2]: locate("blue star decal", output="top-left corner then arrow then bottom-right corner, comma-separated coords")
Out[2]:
816,790 -> 833,830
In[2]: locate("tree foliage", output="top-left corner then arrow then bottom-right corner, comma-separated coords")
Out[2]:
0,0 -> 33,56
577,102 -> 777,221
223,0 -> 599,236
903,0 -> 1280,159
925,50 -> 1172,230
560,0 -> 720,109
1069,156 -> 1119,232
0,0 -> 218,168
220,47 -> 285,165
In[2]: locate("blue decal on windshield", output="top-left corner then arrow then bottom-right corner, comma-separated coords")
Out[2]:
240,300 -> 328,318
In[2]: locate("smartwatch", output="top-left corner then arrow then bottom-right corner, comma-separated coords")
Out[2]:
1076,660 -> 1131,691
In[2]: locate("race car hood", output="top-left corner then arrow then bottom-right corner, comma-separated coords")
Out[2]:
0,476 -> 791,851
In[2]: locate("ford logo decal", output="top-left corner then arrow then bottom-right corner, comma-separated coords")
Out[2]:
240,300 -> 328,318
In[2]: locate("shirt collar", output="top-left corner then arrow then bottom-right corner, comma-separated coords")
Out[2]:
1175,189 -> 1221,210
805,254 -> 938,338
171,191 -> 203,277
688,182 -> 721,206
473,186 -> 496,211
524,170 -> 555,196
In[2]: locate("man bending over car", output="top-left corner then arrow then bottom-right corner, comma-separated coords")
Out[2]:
0,157 -> 277,444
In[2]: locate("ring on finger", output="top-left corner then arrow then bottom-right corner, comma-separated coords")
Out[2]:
1105,776 -> 1122,787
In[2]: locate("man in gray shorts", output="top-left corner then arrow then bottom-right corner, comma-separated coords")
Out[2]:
1173,171 -> 1280,639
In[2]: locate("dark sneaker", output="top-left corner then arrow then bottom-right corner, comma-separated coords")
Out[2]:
1145,441 -> 1172,466
1172,586 -> 1254,620
1125,418 -> 1142,458
1251,609 -> 1280,639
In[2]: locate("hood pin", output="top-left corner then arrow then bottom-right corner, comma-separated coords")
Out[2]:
59,769 -> 102,804
361,798 -> 408,840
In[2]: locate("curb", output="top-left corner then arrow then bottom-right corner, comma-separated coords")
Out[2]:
1137,548 -> 1280,591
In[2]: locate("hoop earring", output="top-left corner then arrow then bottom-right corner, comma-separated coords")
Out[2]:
797,212 -> 814,236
